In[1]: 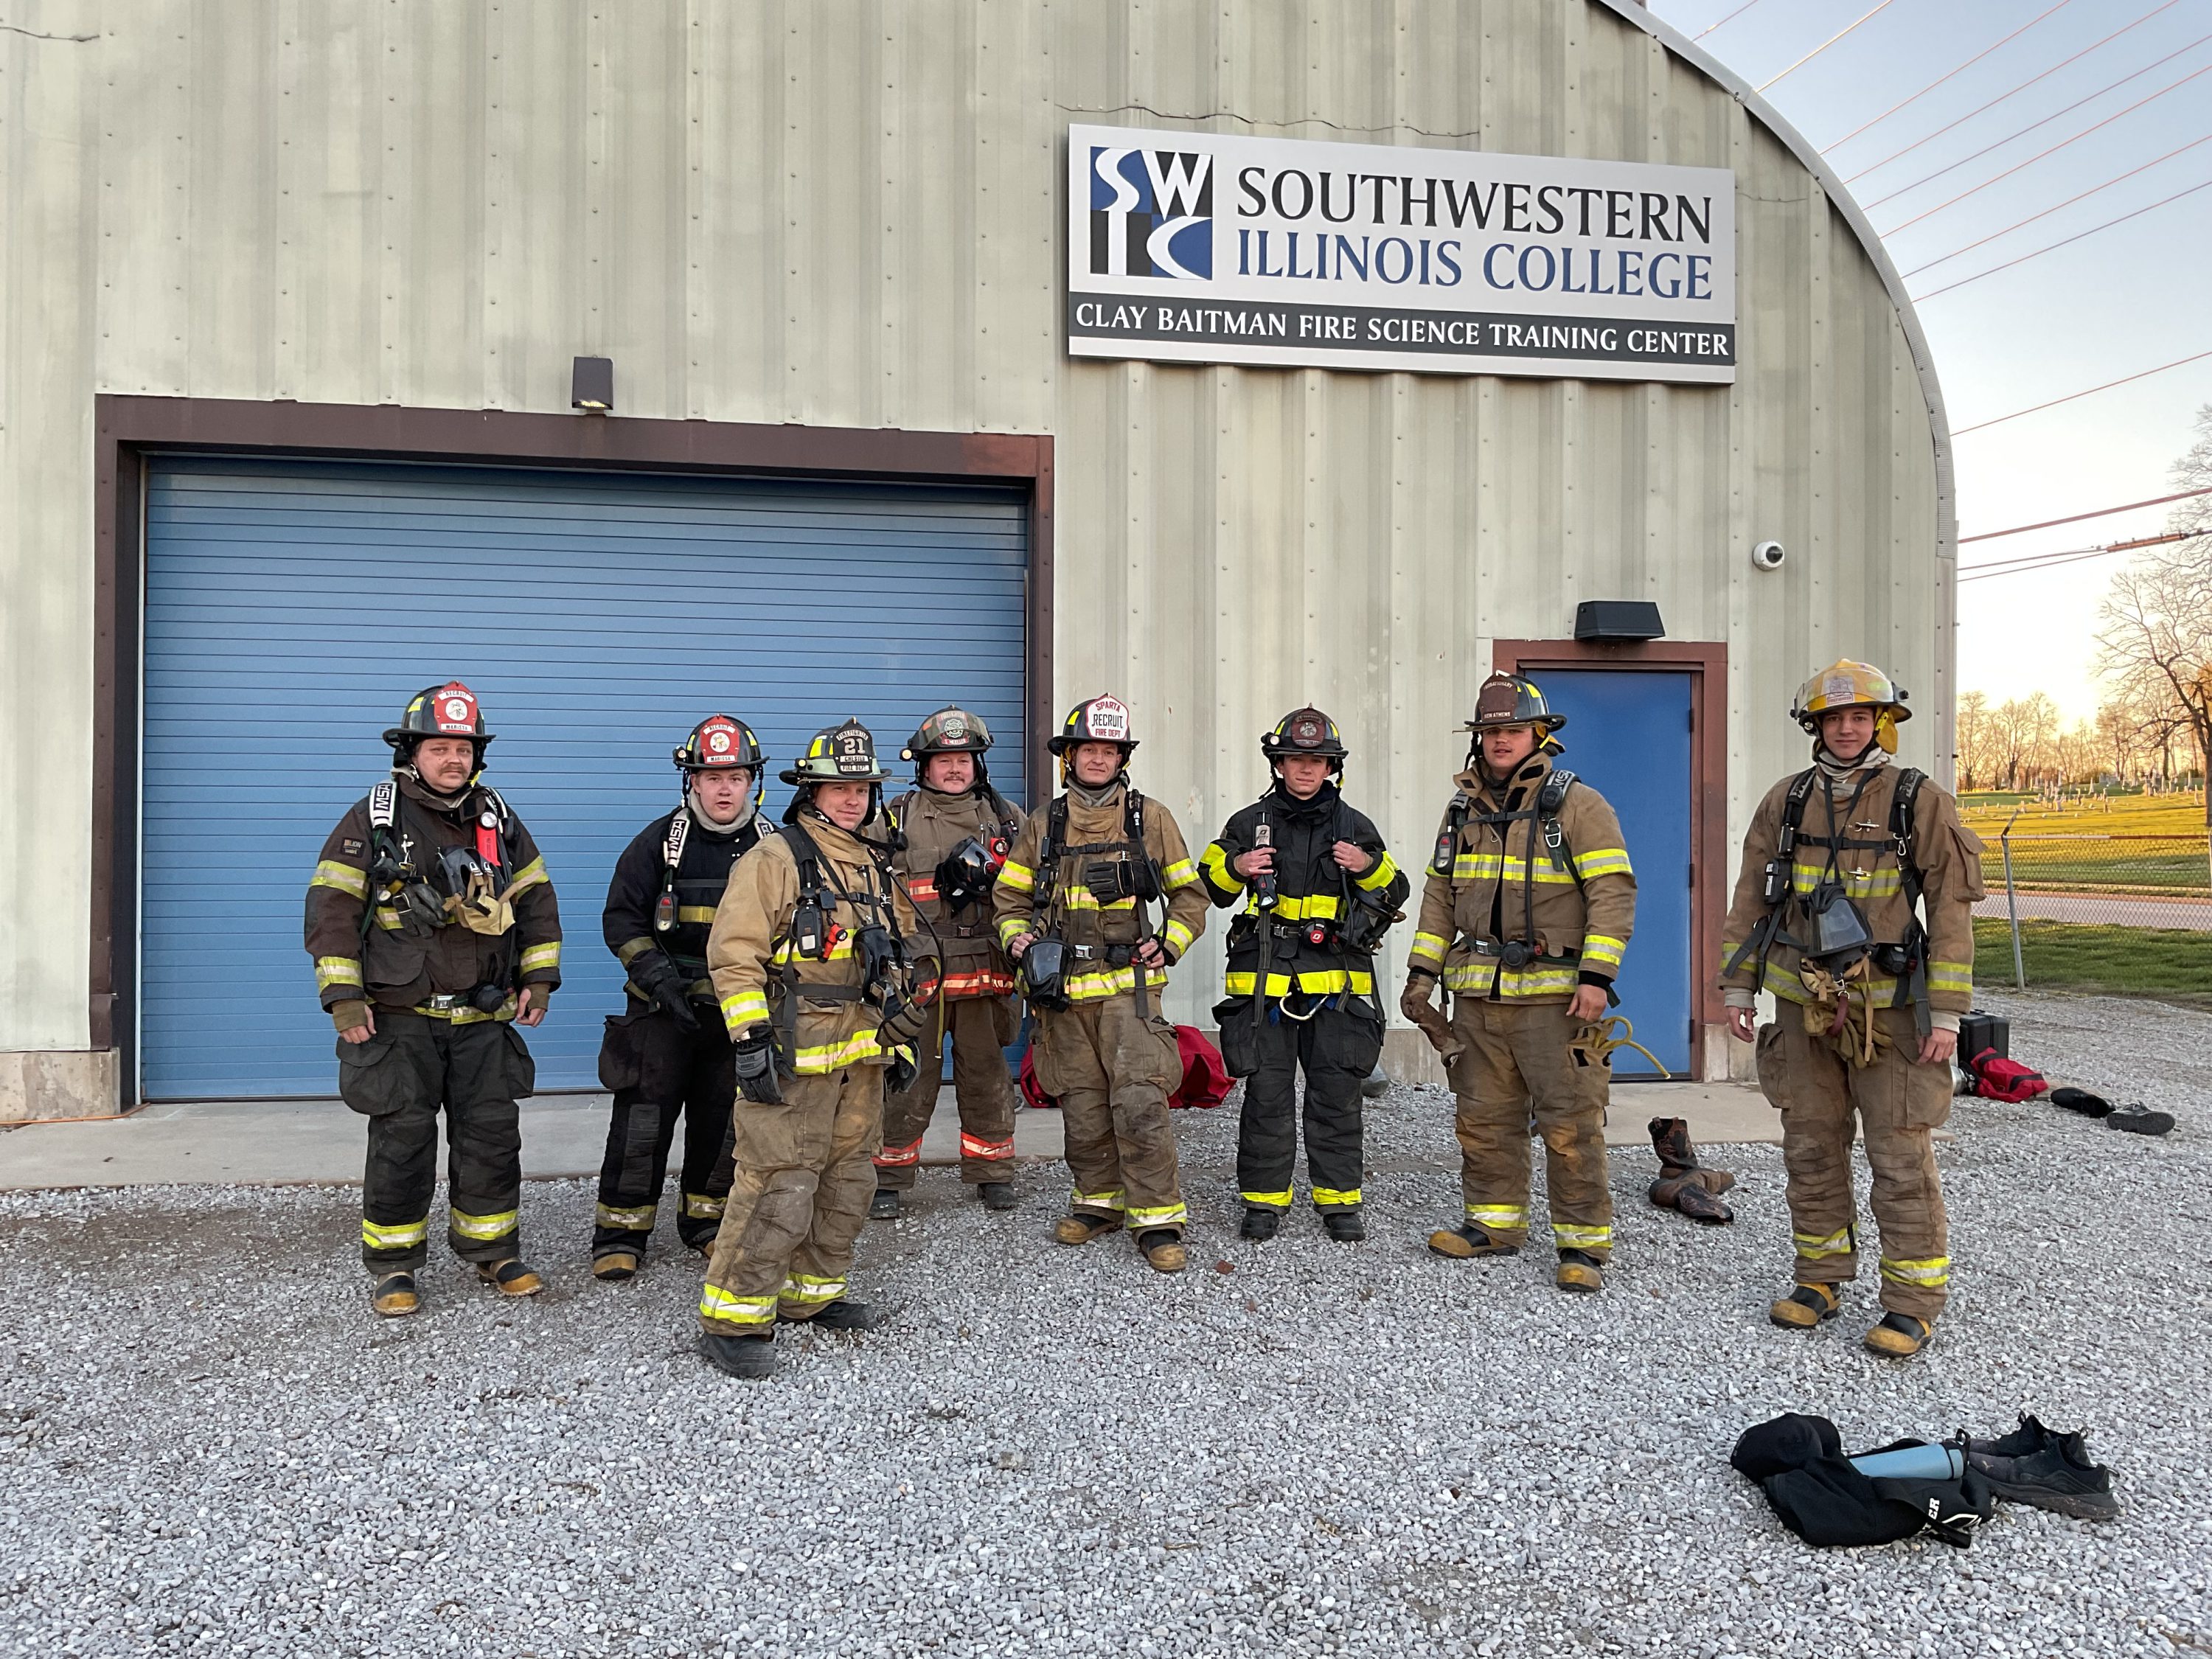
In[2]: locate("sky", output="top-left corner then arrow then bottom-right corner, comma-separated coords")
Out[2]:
1649,0 -> 2212,728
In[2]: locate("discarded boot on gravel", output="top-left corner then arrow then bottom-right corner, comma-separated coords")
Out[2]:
476,1259 -> 544,1298
1966,1426 -> 2120,1520
1863,1311 -> 1934,1357
976,1182 -> 1018,1211
869,1189 -> 903,1220
370,1272 -> 419,1318
1323,1211 -> 1366,1243
1054,1212 -> 1123,1246
782,1299 -> 883,1332
2048,1087 -> 2112,1118
1239,1208 -> 1281,1242
1770,1281 -> 1842,1329
1555,1250 -> 1604,1294
1647,1116 -> 1736,1224
1427,1222 -> 1520,1259
698,1333 -> 776,1380
2108,1104 -> 2175,1136
591,1250 -> 640,1282
1137,1231 -> 1188,1273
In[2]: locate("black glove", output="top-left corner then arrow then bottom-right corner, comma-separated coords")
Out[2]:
630,953 -> 700,1030
732,1032 -> 783,1105
886,1048 -> 919,1097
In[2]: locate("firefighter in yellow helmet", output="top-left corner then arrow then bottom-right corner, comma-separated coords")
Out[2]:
992,696 -> 1210,1273
1720,661 -> 1985,1359
1402,673 -> 1637,1294
695,720 -> 925,1380
872,707 -> 1028,1217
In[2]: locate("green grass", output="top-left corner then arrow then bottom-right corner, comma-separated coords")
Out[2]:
1973,918 -> 2212,998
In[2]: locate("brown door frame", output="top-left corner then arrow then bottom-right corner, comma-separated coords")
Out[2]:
1492,639 -> 1729,1078
93,395 -> 1054,1105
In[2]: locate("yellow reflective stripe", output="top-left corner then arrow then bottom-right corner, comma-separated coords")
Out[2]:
1127,1202 -> 1188,1228
597,1203 -> 658,1229
1552,1222 -> 1613,1249
1580,934 -> 1626,969
997,914 -> 1031,948
616,936 -> 656,964
1927,962 -> 1972,992
507,857 -> 549,894
1717,941 -> 1745,976
1354,851 -> 1399,891
1464,1203 -> 1528,1229
1240,1189 -> 1293,1210
310,860 -> 369,898
374,907 -> 403,932
682,1192 -> 726,1220
771,933 -> 858,964
449,1207 -> 518,1241
1879,1255 -> 1950,1287
411,997 -> 516,1024
315,956 -> 364,990
676,905 -> 717,924
720,990 -> 771,1034
1573,848 -> 1632,879
1223,969 -> 1374,997
1408,931 -> 1449,966
361,1217 -> 430,1249
1256,892 -> 1340,922
1200,841 -> 1242,892
1163,917 -> 1198,956
1793,1228 -> 1854,1259
700,1285 -> 776,1326
1441,963 -> 1579,998
1161,858 -> 1199,891
996,860 -> 1036,894
790,1030 -> 883,1073
1065,965 -> 1144,1002
1071,1188 -> 1127,1211
1790,863 -> 1902,898
1448,854 -> 1580,886
1059,887 -> 1138,914
518,942 -> 561,974
779,1273 -> 846,1304
1311,1186 -> 1361,1207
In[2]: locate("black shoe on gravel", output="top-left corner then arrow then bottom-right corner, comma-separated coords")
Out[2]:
869,1189 -> 902,1220
1968,1436 -> 2121,1521
698,1333 -> 776,1380
1239,1208 -> 1281,1242
1967,1413 -> 2062,1460
977,1182 -> 1018,1211
1322,1211 -> 1366,1243
782,1298 -> 883,1332
2107,1104 -> 2175,1136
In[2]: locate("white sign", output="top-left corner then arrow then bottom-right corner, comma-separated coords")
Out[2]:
1067,125 -> 1736,383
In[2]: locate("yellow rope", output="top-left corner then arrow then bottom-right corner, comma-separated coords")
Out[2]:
1572,1015 -> 1669,1077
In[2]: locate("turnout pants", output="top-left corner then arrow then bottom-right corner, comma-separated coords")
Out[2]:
1034,994 -> 1187,1237
1448,998 -> 1615,1262
875,995 -> 1020,1189
1236,1001 -> 1382,1214
592,1006 -> 736,1260
336,1012 -> 532,1274
698,1062 -> 885,1335
1756,1006 -> 1952,1321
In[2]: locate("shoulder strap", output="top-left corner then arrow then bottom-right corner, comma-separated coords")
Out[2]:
1537,768 -> 1576,814
1536,770 -> 1578,877
663,807 -> 692,872
1778,768 -> 1819,854
368,781 -> 397,830
1429,795 -> 1470,876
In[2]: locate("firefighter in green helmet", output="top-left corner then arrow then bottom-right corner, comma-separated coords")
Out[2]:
872,706 -> 1029,1218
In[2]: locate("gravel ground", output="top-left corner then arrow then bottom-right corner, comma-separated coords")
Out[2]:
2,988 -> 2207,1658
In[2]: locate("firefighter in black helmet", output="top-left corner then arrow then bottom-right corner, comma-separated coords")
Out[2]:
1201,708 -> 1409,1242
302,682 -> 563,1318
589,715 -> 770,1282
872,707 -> 1028,1218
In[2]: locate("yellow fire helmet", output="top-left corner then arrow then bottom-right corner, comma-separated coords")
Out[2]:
1791,659 -> 1911,752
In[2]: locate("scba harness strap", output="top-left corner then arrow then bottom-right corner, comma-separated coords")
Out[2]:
654,808 -> 692,934
1429,769 -> 1587,971
1037,789 -> 1164,1015
771,819 -> 911,1073
359,779 -> 517,948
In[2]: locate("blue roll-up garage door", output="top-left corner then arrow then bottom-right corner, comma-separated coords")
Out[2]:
141,457 -> 1028,1100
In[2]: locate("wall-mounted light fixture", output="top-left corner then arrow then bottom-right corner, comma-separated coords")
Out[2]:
1573,600 -> 1666,642
571,356 -> 614,413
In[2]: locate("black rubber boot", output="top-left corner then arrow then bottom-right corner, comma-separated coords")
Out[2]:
698,1333 -> 776,1380
869,1189 -> 903,1220
1322,1211 -> 1366,1243
1239,1208 -> 1281,1242
977,1182 -> 1018,1211
782,1299 -> 883,1332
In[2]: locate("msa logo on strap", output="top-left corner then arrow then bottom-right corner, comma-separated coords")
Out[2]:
368,780 -> 397,830
663,810 -> 691,872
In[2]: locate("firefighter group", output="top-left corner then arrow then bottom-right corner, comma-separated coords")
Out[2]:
304,658 -> 1978,1377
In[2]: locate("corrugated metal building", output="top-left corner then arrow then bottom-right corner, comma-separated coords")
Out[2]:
0,0 -> 1950,1116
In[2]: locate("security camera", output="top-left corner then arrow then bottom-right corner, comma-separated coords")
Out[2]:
1751,540 -> 1786,572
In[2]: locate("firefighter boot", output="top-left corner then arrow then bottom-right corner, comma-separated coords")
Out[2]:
1323,1211 -> 1366,1243
698,1333 -> 776,1380
781,1299 -> 884,1332
1647,1116 -> 1736,1225
592,1251 -> 641,1283
1138,1230 -> 1188,1274
977,1182 -> 1018,1212
1427,1222 -> 1520,1259
476,1259 -> 545,1298
371,1273 -> 419,1318
1863,1311 -> 1934,1358
869,1189 -> 902,1220
1770,1281 -> 1843,1329
1555,1250 -> 1604,1294
1240,1208 -> 1281,1242
1054,1213 -> 1124,1246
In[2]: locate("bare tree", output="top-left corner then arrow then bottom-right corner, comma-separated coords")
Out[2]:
1954,689 -> 1992,790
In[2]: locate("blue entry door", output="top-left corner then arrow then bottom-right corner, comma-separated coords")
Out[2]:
1516,668 -> 1694,1076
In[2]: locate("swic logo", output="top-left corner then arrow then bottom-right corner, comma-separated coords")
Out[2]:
1088,146 -> 1213,279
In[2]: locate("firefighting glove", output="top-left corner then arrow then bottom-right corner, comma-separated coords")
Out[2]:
732,1032 -> 783,1105
1399,971 -> 1462,1061
630,953 -> 700,1030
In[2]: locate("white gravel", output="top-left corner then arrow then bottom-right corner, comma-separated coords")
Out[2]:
1,988 -> 2206,1658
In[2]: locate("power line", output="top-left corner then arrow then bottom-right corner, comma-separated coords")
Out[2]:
1823,0 -> 2079,152
1877,68 -> 2212,235
1960,486 -> 2212,543
1910,176 -> 2212,299
1861,31 -> 2212,211
1693,0 -> 1768,42
1902,134 -> 2212,277
1756,0 -> 1896,93
1951,351 -> 2212,437
1958,531 -> 2205,583
1842,0 -> 2184,183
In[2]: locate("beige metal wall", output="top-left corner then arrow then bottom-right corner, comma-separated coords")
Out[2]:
0,0 -> 1947,1079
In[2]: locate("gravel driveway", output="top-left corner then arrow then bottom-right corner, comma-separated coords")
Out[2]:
2,988 -> 2205,1658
